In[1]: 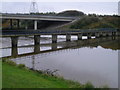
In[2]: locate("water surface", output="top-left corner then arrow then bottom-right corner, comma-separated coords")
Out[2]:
1,36 -> 119,88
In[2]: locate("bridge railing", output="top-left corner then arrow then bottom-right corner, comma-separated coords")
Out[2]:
2,28 -> 118,36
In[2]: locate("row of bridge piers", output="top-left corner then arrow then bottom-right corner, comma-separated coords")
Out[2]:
11,31 -> 119,48
8,19 -> 38,30
10,34 -> 119,58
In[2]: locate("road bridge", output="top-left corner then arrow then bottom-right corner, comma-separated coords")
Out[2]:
1,14 -> 76,21
1,14 -> 77,30
1,14 -> 120,56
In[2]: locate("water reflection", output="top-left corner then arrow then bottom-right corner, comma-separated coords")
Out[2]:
3,36 -> 119,58
1,36 -> 120,88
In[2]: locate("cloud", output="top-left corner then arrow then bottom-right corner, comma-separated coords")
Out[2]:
2,2 -> 118,15
2,0 -> 119,2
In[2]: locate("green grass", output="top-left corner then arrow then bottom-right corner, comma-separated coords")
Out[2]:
2,60 -> 84,88
0,60 -> 2,89
2,59 -> 109,89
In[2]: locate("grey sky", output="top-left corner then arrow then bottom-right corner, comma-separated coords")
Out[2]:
2,2 -> 119,15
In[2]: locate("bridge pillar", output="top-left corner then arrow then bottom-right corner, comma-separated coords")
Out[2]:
10,19 -> 13,29
78,33 -> 82,40
116,31 -> 120,36
11,36 -> 18,47
102,32 -> 107,37
17,19 -> 20,29
52,43 -> 57,50
95,33 -> 100,38
34,20 -> 37,30
66,34 -> 71,41
34,35 -> 40,45
11,36 -> 18,57
108,32 -> 112,36
52,34 -> 57,43
11,46 -> 18,57
34,45 -> 40,53
87,33 -> 91,39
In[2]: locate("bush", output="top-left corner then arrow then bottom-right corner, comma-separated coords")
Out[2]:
18,64 -> 26,68
57,10 -> 85,17
70,16 -> 99,29
84,82 -> 94,88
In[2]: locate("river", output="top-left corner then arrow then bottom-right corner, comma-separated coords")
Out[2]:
1,35 -> 119,88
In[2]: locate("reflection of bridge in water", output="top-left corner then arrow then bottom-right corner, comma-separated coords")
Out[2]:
2,36 -> 120,58
1,14 -> 120,59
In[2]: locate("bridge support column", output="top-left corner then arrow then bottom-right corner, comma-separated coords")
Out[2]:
11,36 -> 18,57
52,34 -> 57,43
34,20 -> 38,30
17,19 -> 20,29
108,32 -> 112,36
10,19 -> 13,29
52,44 -> 57,50
34,45 -> 40,53
103,32 -> 107,37
78,33 -> 82,40
34,35 -> 40,45
87,33 -> 91,39
11,46 -> 18,57
116,31 -> 120,36
66,34 -> 71,41
11,36 -> 18,47
112,32 -> 114,36
95,33 -> 100,38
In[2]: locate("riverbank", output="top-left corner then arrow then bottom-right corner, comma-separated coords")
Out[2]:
2,59 -> 95,88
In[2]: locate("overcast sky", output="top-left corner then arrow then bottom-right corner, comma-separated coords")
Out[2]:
1,0 -> 119,15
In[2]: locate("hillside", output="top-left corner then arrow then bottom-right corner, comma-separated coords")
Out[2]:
58,16 -> 120,30
56,10 -> 85,17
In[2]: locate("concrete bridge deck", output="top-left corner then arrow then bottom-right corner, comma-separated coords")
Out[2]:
1,14 -> 76,21
1,29 -> 119,37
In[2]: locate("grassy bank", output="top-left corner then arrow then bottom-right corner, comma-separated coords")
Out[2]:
2,59 -> 95,88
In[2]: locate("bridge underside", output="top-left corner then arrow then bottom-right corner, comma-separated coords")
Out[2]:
2,19 -> 70,30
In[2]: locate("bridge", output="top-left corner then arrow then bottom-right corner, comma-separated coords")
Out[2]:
1,14 -> 76,21
1,14 -> 77,30
1,14 -> 120,55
